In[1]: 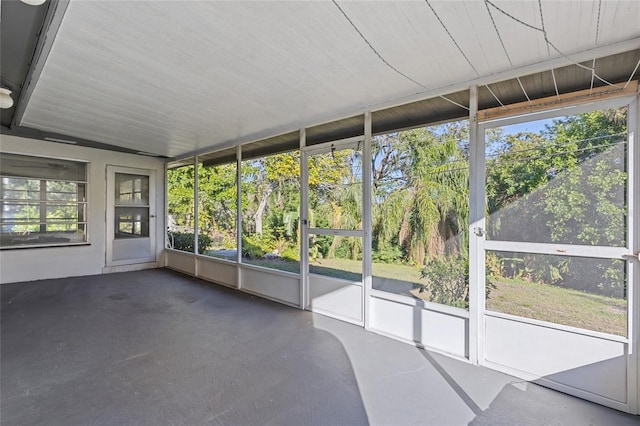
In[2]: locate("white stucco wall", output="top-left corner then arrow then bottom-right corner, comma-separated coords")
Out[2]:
0,135 -> 165,284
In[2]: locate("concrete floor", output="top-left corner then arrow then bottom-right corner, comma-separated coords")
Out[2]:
1,269 -> 638,426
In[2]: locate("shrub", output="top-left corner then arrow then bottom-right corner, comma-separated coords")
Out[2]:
281,246 -> 300,262
372,245 -> 404,263
169,231 -> 212,254
420,257 -> 469,309
420,257 -> 496,309
242,232 -> 276,258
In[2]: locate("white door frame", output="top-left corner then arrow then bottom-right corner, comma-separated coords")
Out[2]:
474,94 -> 638,413
301,135 -> 366,324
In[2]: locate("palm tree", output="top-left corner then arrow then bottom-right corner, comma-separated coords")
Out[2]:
373,125 -> 469,266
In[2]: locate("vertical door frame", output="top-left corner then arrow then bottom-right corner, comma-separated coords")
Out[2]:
301,133 -> 366,320
475,93 -> 638,413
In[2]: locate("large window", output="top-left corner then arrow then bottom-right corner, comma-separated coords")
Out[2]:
0,153 -> 88,248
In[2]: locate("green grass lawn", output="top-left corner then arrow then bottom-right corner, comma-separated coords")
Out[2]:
239,255 -> 627,337
488,278 -> 627,337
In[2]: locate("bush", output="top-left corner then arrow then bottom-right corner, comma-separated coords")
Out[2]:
372,245 -> 404,263
420,258 -> 496,309
420,257 -> 469,309
281,246 -> 300,262
169,231 -> 212,254
242,232 -> 277,258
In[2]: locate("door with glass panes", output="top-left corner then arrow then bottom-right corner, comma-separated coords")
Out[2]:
106,166 -> 156,266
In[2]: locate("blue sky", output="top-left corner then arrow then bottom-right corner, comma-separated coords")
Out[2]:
501,118 -> 554,136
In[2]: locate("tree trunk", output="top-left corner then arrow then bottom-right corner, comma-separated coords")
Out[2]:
253,186 -> 273,234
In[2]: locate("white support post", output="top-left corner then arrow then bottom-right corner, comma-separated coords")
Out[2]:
236,145 -> 242,289
363,112 -> 373,330
164,162 -> 169,266
300,128 -> 309,310
628,91 -> 639,414
193,156 -> 199,277
468,85 -> 483,364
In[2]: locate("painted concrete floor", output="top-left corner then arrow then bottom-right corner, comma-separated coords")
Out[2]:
1,268 -> 638,426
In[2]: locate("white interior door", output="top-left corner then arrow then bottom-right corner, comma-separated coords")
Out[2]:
106,166 -> 156,266
302,137 -> 365,325
477,97 -> 638,413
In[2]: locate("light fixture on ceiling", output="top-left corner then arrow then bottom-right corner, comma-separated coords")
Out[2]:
0,88 -> 14,109
20,0 -> 47,6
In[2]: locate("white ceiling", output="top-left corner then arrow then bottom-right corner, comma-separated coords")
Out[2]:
16,0 -> 640,158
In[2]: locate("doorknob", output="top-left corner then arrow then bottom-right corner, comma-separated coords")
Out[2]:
150,214 -> 156,218
622,253 -> 639,261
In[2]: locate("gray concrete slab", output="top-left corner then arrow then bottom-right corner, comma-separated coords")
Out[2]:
1,269 -> 638,426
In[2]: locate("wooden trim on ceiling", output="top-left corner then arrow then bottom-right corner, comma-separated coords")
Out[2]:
478,80 -> 638,122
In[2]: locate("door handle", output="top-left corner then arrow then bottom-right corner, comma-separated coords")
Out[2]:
473,227 -> 485,237
150,214 -> 156,218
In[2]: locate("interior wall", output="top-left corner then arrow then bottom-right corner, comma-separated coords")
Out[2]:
0,135 -> 165,284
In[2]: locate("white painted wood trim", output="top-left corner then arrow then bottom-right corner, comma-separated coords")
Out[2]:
307,228 -> 363,237
300,128 -> 309,310
240,288 -> 301,309
195,254 -> 236,266
469,84 -> 485,364
302,135 -> 364,155
484,310 -> 629,343
367,326 -> 473,364
363,111 -> 373,330
370,289 -> 470,318
236,145 -> 242,289
481,359 -> 630,413
309,273 -> 361,287
483,241 -> 628,259
240,262 -> 300,279
627,91 -> 639,414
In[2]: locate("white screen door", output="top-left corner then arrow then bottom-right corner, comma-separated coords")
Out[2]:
302,137 -> 365,325
476,97 -> 638,412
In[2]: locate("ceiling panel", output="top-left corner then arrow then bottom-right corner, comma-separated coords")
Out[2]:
6,0 -> 640,159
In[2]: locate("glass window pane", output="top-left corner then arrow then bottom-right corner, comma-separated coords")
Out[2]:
47,181 -> 81,201
485,108 -> 628,246
486,251 -> 627,336
115,173 -> 149,205
371,122 -> 470,309
198,161 -> 238,260
1,177 -> 41,200
115,207 -> 149,238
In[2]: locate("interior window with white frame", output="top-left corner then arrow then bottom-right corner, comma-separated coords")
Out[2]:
0,153 -> 88,249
